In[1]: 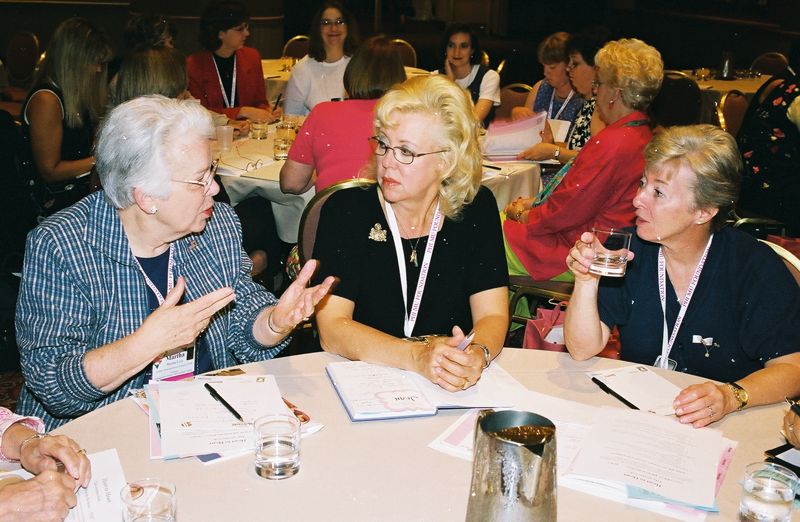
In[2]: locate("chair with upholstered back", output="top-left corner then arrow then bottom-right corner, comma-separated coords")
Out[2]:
391,38 -> 416,68
649,70 -> 702,128
298,178 -> 377,264
760,239 -> 800,286
717,89 -> 749,138
282,35 -> 310,60
750,52 -> 789,76
495,83 -> 532,121
2,32 -> 40,103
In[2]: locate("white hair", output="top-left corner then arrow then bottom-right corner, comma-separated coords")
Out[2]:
96,95 -> 214,209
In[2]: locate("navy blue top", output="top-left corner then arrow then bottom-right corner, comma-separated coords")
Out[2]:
598,227 -> 800,382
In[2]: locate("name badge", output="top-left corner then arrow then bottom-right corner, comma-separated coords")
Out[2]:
152,345 -> 196,381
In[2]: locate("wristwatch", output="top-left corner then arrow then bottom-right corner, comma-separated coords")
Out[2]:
725,382 -> 749,410
470,343 -> 492,369
553,147 -> 561,160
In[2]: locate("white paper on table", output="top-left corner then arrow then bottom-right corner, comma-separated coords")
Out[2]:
215,138 -> 279,180
776,446 -> 800,467
411,363 -> 528,410
482,112 -> 547,157
587,365 -> 683,415
568,407 -> 722,509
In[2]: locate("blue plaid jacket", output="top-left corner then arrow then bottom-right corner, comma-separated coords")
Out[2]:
15,192 -> 287,429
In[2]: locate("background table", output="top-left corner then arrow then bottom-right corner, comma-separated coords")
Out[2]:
54,349 -> 794,521
690,73 -> 769,124
482,162 -> 541,211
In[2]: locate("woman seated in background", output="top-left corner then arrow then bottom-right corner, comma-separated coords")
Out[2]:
283,1 -> 359,116
504,38 -> 663,281
312,75 -> 508,392
565,125 -> 800,428
280,35 -> 406,194
0,407 -> 90,521
435,23 -> 500,128
737,42 -> 800,236
515,28 -> 609,164
511,32 -> 582,134
20,17 -> 112,216
113,46 -> 281,279
187,0 -> 280,122
15,96 -> 333,429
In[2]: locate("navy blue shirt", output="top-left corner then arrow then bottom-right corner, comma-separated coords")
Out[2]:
598,227 -> 800,382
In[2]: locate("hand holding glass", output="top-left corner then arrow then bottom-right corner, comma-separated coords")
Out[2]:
588,227 -> 632,277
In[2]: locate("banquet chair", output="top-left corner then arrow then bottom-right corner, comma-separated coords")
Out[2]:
495,83 -> 531,121
2,32 -> 40,103
298,177 -> 376,264
750,52 -> 789,76
507,275 -> 573,330
282,35 -> 309,60
481,51 -> 491,67
760,239 -> 800,286
391,38 -> 417,68
717,89 -> 749,138
649,70 -> 702,128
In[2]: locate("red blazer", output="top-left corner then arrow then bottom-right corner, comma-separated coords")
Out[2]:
504,111 -> 652,280
187,46 -> 269,119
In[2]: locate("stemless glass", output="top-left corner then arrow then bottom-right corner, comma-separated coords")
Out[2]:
739,462 -> 797,522
121,479 -> 177,522
589,227 -> 632,277
254,413 -> 300,479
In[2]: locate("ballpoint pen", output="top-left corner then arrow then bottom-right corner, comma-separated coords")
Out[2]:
204,383 -> 245,423
785,397 -> 800,416
482,163 -> 502,171
273,92 -> 283,109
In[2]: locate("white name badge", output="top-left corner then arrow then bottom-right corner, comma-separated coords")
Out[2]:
152,346 -> 196,382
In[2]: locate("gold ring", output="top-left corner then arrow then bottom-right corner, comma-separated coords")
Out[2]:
462,380 -> 470,390
77,448 -> 86,455
707,406 -> 715,417
790,425 -> 795,432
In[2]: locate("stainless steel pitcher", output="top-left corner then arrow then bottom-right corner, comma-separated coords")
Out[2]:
466,410 -> 557,521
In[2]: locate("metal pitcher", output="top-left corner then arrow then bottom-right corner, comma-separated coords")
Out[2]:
466,410 -> 556,521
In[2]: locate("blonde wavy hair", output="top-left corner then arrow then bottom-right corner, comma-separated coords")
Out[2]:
35,18 -> 112,128
371,74 -> 482,219
594,38 -> 663,111
644,124 -> 741,231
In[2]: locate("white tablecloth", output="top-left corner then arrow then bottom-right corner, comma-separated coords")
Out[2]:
54,349 -> 793,521
482,161 -> 541,211
682,72 -> 769,124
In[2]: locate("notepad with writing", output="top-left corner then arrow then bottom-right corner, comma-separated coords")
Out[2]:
326,361 -> 524,421
587,365 -> 682,416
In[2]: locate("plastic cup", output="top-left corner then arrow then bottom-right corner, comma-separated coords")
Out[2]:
216,125 -> 234,152
589,227 -> 632,277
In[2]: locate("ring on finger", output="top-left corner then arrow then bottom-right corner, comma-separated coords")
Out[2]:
707,406 -> 715,417
790,424 -> 795,432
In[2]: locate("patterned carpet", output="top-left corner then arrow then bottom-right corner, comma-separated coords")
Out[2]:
0,371 -> 23,412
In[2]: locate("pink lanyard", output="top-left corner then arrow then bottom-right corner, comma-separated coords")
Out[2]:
384,201 -> 442,337
212,54 -> 237,109
132,244 -> 175,305
656,235 -> 713,368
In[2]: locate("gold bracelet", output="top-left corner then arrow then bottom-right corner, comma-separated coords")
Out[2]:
267,308 -> 292,336
18,432 -> 46,455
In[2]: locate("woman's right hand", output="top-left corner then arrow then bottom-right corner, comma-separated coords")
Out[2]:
567,231 -> 635,282
412,327 -> 486,392
0,471 -> 77,522
443,60 -> 456,82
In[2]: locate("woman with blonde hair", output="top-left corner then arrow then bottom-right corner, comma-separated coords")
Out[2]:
565,125 -> 800,428
312,74 -> 508,392
504,38 -> 663,281
20,17 -> 112,215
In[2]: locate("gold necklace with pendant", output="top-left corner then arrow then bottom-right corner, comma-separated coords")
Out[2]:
395,197 -> 438,268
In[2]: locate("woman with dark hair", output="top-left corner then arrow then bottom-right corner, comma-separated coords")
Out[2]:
283,1 -> 360,116
187,0 -> 279,121
280,35 -> 406,193
20,17 -> 112,216
434,23 -> 500,127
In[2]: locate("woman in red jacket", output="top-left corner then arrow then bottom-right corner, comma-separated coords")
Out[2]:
187,0 -> 280,122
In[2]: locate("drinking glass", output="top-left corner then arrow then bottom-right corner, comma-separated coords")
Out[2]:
216,125 -> 234,152
276,121 -> 296,142
589,227 -> 632,277
250,120 -> 268,140
739,462 -> 797,522
120,479 -> 177,522
254,413 -> 300,479
273,138 -> 291,160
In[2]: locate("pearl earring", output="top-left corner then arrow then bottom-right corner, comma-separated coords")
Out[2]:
150,206 -> 158,215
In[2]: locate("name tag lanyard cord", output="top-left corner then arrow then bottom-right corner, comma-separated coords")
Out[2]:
212,54 -> 237,109
132,243 -> 175,305
547,88 -> 575,121
384,200 -> 442,337
656,234 -> 713,369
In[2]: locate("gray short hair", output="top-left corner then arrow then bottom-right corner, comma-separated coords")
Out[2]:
96,95 -> 213,209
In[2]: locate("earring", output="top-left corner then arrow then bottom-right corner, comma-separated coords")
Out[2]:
149,206 -> 158,215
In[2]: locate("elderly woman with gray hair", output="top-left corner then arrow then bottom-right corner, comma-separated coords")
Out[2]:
565,125 -> 800,428
15,96 -> 334,430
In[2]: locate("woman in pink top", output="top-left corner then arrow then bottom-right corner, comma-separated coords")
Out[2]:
280,35 -> 406,193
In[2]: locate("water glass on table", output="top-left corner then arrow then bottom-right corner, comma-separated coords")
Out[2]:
250,120 -> 268,140
120,479 -> 177,522
254,413 -> 301,479
739,462 -> 797,522
589,227 -> 632,277
216,125 -> 234,152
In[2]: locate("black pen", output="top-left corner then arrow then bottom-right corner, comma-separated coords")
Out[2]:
785,397 -> 800,416
273,92 -> 283,109
591,377 -> 639,410
482,163 -> 502,171
204,383 -> 245,422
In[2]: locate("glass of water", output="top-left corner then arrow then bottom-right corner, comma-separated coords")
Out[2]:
273,138 -> 291,160
589,227 -> 632,277
739,462 -> 797,522
254,413 -> 300,479
120,479 -> 177,522
250,120 -> 268,140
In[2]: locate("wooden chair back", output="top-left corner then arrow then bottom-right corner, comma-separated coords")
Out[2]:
391,38 -> 417,68
750,52 -> 789,76
650,70 -> 702,128
282,35 -> 310,59
496,83 -> 532,121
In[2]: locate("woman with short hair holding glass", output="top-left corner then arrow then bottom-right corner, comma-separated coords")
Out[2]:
312,75 -> 508,392
283,1 -> 360,116
15,96 -> 333,429
565,124 -> 800,428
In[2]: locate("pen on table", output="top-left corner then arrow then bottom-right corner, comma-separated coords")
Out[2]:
482,163 -> 502,171
204,382 -> 245,423
785,397 -> 800,416
273,92 -> 283,109
264,75 -> 281,80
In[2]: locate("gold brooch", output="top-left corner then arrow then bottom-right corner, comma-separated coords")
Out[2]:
368,223 -> 387,242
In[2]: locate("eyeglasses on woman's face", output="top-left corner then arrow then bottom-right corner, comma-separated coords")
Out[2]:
320,18 -> 346,27
369,136 -> 448,165
231,23 -> 249,33
172,160 -> 217,194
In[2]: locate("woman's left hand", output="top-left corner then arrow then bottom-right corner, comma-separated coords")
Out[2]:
270,105 -> 283,123
423,327 -> 486,392
784,409 -> 800,448
517,143 -> 558,161
20,434 -> 91,488
673,382 -> 735,428
269,259 -> 335,334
